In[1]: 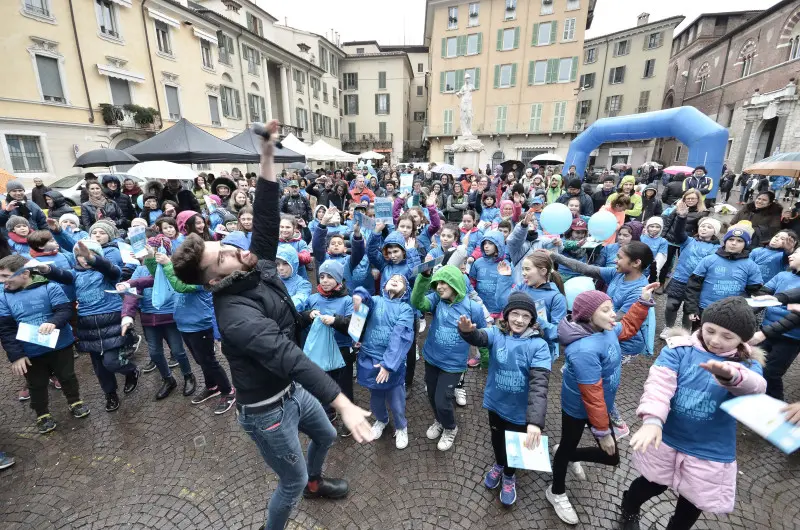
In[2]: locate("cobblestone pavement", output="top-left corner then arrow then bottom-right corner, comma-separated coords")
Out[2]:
0,297 -> 799,530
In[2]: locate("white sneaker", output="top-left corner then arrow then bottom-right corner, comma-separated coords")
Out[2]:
426,421 -> 443,440
659,329 -> 670,340
371,420 -> 387,440
454,387 -> 467,406
395,428 -> 408,449
552,445 -> 586,481
546,485 -> 579,525
437,426 -> 458,451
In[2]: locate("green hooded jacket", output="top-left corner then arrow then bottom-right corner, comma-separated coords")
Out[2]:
606,175 -> 642,218
545,175 -> 563,205
410,265 -> 466,312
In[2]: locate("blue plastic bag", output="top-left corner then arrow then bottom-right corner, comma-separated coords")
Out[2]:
303,318 -> 345,372
152,263 -> 174,310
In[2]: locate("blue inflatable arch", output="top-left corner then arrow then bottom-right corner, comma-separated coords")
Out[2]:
563,106 -> 729,198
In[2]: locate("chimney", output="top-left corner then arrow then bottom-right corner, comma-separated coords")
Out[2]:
637,13 -> 650,26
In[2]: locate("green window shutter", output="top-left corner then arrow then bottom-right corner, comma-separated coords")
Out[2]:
513,27 -> 520,49
477,33 -> 483,54
386,95 -> 390,115
455,69 -> 465,90
532,23 -> 539,46
440,71 -> 445,93
375,94 -> 379,114
546,59 -> 557,84
550,21 -> 558,44
441,38 -> 446,58
474,67 -> 480,90
493,64 -> 500,88
496,29 -> 503,51
510,63 -> 517,87
528,60 -> 534,85
233,90 -> 241,119
570,56 -> 578,81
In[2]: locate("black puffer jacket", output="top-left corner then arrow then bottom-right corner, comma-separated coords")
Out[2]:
101,175 -> 135,229
44,190 -> 75,219
661,174 -> 686,206
76,312 -> 126,354
80,200 -> 124,230
731,200 -> 784,248
160,181 -> 201,213
663,206 -> 708,240
211,179 -> 341,406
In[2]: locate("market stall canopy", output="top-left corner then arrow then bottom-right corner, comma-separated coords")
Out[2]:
225,128 -> 305,163
74,148 -> 139,168
359,150 -> 385,160
279,134 -> 309,156
306,140 -> 358,163
123,118 -> 259,163
745,152 -> 800,178
128,160 -> 199,181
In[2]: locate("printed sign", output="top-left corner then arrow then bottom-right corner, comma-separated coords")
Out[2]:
504,432 -> 552,472
128,226 -> 147,257
374,198 -> 393,224
721,394 -> 800,454
400,174 -> 413,194
117,242 -> 141,266
410,255 -> 444,276
348,304 -> 369,343
16,322 -> 60,349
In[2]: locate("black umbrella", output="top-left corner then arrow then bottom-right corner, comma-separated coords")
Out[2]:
74,148 -> 139,168
500,160 -> 524,176
225,128 -> 305,163
124,118 -> 259,163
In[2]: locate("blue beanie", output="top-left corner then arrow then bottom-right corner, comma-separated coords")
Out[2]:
318,260 -> 344,284
723,226 -> 751,247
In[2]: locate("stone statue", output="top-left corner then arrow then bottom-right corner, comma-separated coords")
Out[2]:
456,73 -> 474,137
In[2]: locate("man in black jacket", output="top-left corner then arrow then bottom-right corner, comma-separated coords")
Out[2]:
101,175 -> 135,230
170,120 -> 372,530
591,175 -> 616,212
161,179 -> 201,213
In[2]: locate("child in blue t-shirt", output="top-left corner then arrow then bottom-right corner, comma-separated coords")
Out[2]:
640,217 -> 668,282
458,292 -> 551,507
749,229 -> 794,284
276,244 -> 312,308
478,194 -> 499,223
594,223 -> 635,267
468,230 -> 510,319
622,297 -> 765,526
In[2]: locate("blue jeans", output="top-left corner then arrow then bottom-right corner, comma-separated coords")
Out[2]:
237,386 -> 337,530
143,324 -> 193,379
370,385 -> 407,429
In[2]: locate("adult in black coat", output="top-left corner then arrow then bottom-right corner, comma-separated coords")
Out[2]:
592,175 -> 616,213
101,175 -> 135,230
661,172 -> 687,206
161,179 -> 201,213
0,179 -> 48,236
44,190 -> 75,219
210,177 -> 236,208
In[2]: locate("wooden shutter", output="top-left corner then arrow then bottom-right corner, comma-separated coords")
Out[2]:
455,69 -> 465,90
532,23 -> 539,46
604,97 -> 610,114
513,27 -> 520,49
233,89 -> 241,119
220,87 -> 229,117
550,21 -> 558,44
375,94 -> 379,114
510,63 -> 517,87
477,33 -> 482,54
457,35 -> 467,56
493,64 -> 500,88
528,61 -> 535,85
441,38 -> 446,58
570,56 -> 578,82
496,29 -> 503,51
609,68 -> 615,84
440,71 -> 445,93
546,59 -> 557,84
474,68 -> 480,90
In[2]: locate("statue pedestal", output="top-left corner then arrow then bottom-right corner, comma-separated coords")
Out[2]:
447,135 -> 484,172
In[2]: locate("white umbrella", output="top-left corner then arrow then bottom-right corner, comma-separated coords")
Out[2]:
128,160 -> 198,181
306,140 -> 358,163
531,153 -> 565,164
359,150 -> 385,160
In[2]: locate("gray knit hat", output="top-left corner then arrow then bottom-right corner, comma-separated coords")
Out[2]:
5,215 -> 30,232
701,297 -> 757,342
89,220 -> 118,241
5,180 -> 25,193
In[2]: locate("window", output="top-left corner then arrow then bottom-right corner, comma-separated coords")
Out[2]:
208,95 -> 220,125
6,135 -> 45,173
675,145 -> 682,162
447,6 -> 458,29
584,48 -> 596,64
293,70 -> 306,94
109,77 -> 131,106
334,120 -> 338,138
356,47 -> 364,55
443,109 -> 453,134
540,0 -> 553,16
323,82 -> 329,103
418,62 -> 424,72
699,75 -> 708,92
566,0 -> 580,10
165,85 -> 180,120
296,108 -> 308,132
496,105 -> 507,133
614,40 -> 630,57
637,90 -> 650,113
344,94 -> 358,115
414,111 -> 426,121
312,112 -> 322,135
24,0 -> 51,18
643,59 -> 656,78
155,20 -> 171,55
494,64 -> 516,88
193,163 -> 211,171
557,57 -> 575,83
378,122 -> 387,140
468,2 -> 479,26
562,18 -> 576,41
790,36 -> 800,61
605,95 -> 622,116
741,55 -> 753,77
576,100 -> 591,119
310,77 -> 320,99
552,101 -> 566,131
535,21 -> 555,46
696,62 -> 710,92
95,0 -> 119,38
243,46 -> 259,75
443,70 -> 456,92
417,86 -> 423,96
323,116 -> 332,137
375,94 -> 390,115
218,33 -> 234,65
464,67 -> 480,89
333,89 -> 338,107
505,0 -> 516,20
467,33 -> 481,55
500,28 -> 518,51
578,72 -> 595,89
446,36 -> 458,57
35,55 -> 65,103
378,71 -> 386,89
343,73 -> 358,90
529,60 -> 546,85
246,13 -> 263,36
248,93 -> 266,123
319,46 -> 329,72
647,32 -> 663,49
220,85 -> 242,119
348,122 -> 356,140
609,66 -> 625,84
529,103 -> 542,132
201,39 -> 213,69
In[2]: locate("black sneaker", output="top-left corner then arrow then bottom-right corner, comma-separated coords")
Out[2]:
183,374 -> 197,396
213,391 -> 236,415
340,426 -> 352,438
105,393 -> 120,412
620,492 -> 641,530
191,387 -> 220,405
129,333 -> 142,354
69,401 -> 90,418
168,359 -> 180,369
123,367 -> 141,394
36,414 -> 57,434
303,477 -> 349,499
142,361 -> 157,373
156,377 -> 177,400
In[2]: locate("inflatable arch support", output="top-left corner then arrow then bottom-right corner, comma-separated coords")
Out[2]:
563,106 -> 729,198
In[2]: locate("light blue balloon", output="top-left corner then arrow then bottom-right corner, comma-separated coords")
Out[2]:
136,194 -> 144,209
588,210 -> 618,240
539,203 -> 572,235
564,276 -> 595,311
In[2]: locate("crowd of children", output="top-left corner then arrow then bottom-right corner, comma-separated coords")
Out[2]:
1,162 -> 798,529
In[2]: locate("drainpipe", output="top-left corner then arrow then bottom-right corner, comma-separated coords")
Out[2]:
236,29 -> 250,124
594,36 -> 609,122
67,0 -> 94,122
141,0 -> 163,128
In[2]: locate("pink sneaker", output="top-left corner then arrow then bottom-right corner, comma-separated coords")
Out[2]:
18,389 -> 30,401
467,357 -> 480,368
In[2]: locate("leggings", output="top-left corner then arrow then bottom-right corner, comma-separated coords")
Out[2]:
405,317 -> 418,388
623,475 -> 702,530
424,362 -> 462,430
763,337 -> 800,400
488,410 -> 527,477
552,410 -> 619,495
664,296 -> 691,329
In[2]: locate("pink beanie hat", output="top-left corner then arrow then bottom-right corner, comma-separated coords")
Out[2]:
572,290 -> 611,322
500,199 -> 514,210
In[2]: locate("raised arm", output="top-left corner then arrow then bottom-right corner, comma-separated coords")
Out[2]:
550,252 -> 603,280
250,121 -> 279,262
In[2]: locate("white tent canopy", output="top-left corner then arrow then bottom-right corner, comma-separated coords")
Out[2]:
279,134 -> 308,156
306,140 -> 358,163
358,150 -> 385,160
128,160 -> 198,181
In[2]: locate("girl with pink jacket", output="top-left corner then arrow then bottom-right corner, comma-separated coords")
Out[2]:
620,296 -> 766,530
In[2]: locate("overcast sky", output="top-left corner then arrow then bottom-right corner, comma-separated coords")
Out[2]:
257,0 -> 781,45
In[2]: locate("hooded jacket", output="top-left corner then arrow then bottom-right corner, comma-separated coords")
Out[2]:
311,223 -> 368,293
80,197 -> 124,231
662,173 -> 687,205
557,189 -> 595,216
44,190 -> 74,220
545,175 -> 562,205
684,248 -> 763,314
276,244 -> 312,309
279,234 -> 312,280
639,185 -> 663,221
299,281 -> 353,348
280,192 -> 312,222
209,177 -> 236,208
367,229 -> 421,301
468,230 -> 509,314
730,201 -> 784,248
101,175 -> 135,229
605,176 -> 642,219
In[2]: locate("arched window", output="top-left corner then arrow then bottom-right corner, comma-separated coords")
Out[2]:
780,7 -> 800,61
738,39 -> 756,78
790,36 -> 800,60
695,62 -> 710,93
663,92 -> 674,109
491,150 -> 505,168
670,64 -> 679,86
250,82 -> 259,91
221,73 -> 233,83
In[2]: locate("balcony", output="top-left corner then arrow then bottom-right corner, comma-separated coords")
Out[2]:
341,133 -> 393,151
278,123 -> 304,141
101,104 -> 162,131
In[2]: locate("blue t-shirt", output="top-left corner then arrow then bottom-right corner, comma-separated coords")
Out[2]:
656,344 -> 763,463
641,235 -> 668,259
672,238 -> 719,284
596,243 -> 619,267
749,247 -> 786,285
482,327 -> 551,425
762,271 -> 800,340
0,282 -> 74,357
692,254 -> 762,309
173,289 -> 214,333
423,294 -> 486,372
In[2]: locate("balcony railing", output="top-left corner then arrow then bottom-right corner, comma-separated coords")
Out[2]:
341,133 -> 393,150
24,2 -> 50,17
636,106 -> 649,113
279,123 -> 304,140
104,105 -> 162,130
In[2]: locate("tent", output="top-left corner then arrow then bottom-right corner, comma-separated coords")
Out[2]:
279,134 -> 309,157
306,140 -> 358,163
124,118 -> 259,163
359,150 -> 385,160
225,128 -> 305,163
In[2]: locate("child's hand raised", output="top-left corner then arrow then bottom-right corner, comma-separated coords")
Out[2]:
496,261 -> 512,276
425,194 -> 436,208
375,221 -> 386,233
630,424 -> 662,453
675,200 -> 689,218
352,222 -> 361,237
640,282 -> 660,299
457,315 -> 475,333
699,359 -> 737,382
46,218 -> 61,233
